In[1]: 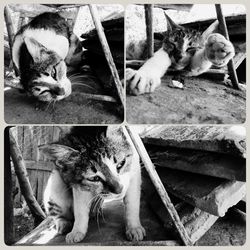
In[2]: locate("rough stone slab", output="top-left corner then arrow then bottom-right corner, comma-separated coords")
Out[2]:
148,146 -> 246,181
141,126 -> 246,158
156,168 -> 246,217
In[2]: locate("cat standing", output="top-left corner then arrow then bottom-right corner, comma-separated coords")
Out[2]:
126,14 -> 235,95
12,12 -> 73,102
39,126 -> 146,243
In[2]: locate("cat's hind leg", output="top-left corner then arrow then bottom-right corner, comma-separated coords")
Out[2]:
205,33 -> 235,67
43,170 -> 73,235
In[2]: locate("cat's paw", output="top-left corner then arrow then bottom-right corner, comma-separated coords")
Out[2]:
65,230 -> 86,243
126,225 -> 146,241
56,218 -> 73,235
126,68 -> 161,95
205,33 -> 235,67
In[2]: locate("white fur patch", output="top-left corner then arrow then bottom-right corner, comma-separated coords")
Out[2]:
12,28 -> 69,69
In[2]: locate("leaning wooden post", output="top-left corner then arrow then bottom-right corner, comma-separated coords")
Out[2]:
9,129 -> 46,225
4,127 -> 14,245
4,5 -> 19,76
145,4 -> 154,58
215,4 -> 240,90
125,126 -> 193,246
88,4 -> 124,108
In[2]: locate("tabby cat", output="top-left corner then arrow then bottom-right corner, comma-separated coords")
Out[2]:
39,126 -> 145,243
12,12 -> 73,102
126,13 -> 235,95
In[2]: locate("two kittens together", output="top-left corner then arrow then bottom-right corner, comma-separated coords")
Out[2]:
39,126 -> 145,243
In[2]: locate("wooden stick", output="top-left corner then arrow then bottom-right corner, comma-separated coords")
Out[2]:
125,126 -> 193,246
145,4 -> 154,58
4,5 -> 19,76
215,4 -> 240,90
9,129 -> 46,224
4,127 -> 14,245
88,4 -> 124,108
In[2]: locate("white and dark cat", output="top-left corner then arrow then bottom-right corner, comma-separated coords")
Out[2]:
39,126 -> 145,243
126,14 -> 235,95
12,12 -> 74,102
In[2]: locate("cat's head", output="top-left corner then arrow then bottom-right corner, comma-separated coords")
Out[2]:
163,13 -> 202,70
15,37 -> 71,102
39,126 -> 133,199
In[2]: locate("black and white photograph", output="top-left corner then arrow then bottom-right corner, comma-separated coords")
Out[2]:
4,4 -> 124,124
126,4 -> 246,124
4,125 -> 246,246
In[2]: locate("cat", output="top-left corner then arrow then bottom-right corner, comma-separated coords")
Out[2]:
39,126 -> 145,243
126,13 -> 235,95
12,12 -> 74,102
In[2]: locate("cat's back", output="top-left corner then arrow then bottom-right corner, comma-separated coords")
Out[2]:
27,12 -> 70,38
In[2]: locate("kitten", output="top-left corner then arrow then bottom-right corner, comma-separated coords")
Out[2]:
39,126 -> 145,243
12,12 -> 72,102
126,13 -> 235,95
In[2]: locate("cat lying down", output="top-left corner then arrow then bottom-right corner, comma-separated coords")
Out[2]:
126,14 -> 235,95
12,12 -> 80,102
39,126 -> 145,243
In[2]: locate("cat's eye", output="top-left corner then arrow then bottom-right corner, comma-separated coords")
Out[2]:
87,176 -> 101,182
117,159 -> 126,171
51,67 -> 57,80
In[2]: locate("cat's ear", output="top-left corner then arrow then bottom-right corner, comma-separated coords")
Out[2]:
23,37 -> 48,63
164,13 -> 183,32
38,144 -> 79,161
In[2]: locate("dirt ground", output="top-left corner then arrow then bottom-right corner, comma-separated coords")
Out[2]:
126,76 -> 246,124
14,198 -> 245,246
4,89 -> 123,124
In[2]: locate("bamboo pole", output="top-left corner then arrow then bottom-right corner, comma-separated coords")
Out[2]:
145,4 -> 154,58
9,129 -> 46,224
215,4 -> 240,90
125,126 -> 193,246
88,4 -> 124,108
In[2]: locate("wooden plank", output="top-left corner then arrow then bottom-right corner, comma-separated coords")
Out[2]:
125,126 -> 193,246
148,146 -> 246,181
141,125 -> 246,158
156,168 -> 246,217
25,161 -> 54,172
145,4 -> 154,58
149,197 -> 218,244
88,4 -> 124,108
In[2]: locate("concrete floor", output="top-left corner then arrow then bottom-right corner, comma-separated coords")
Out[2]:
126,76 -> 246,124
30,198 -> 244,246
4,89 -> 123,124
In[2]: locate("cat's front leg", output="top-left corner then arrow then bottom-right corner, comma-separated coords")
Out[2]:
124,158 -> 146,241
126,48 -> 172,95
188,33 -> 235,76
65,187 -> 93,244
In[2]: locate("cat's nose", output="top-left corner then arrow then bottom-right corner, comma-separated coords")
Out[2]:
52,87 -> 65,96
108,181 -> 123,194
